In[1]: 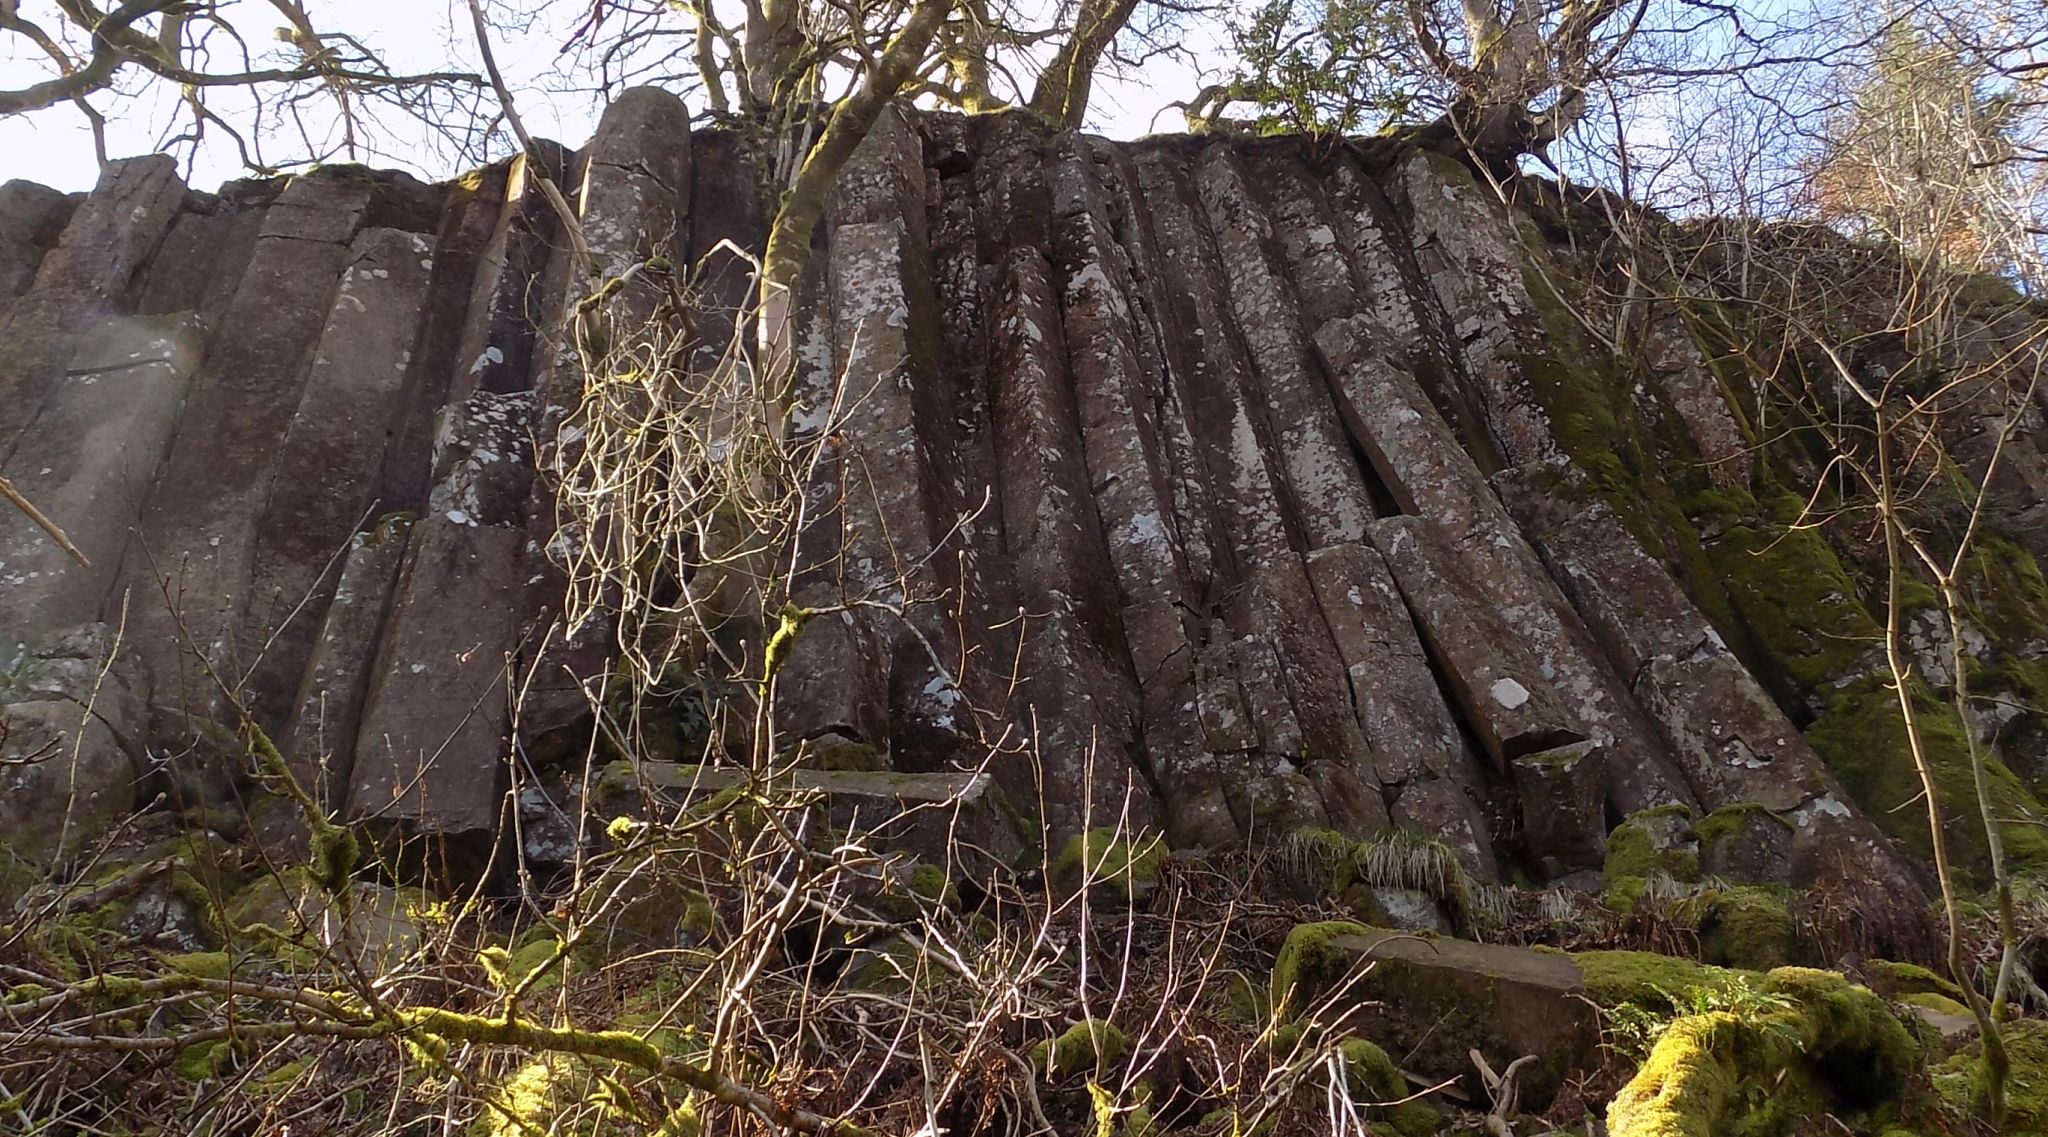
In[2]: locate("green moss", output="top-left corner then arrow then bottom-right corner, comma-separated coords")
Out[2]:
1052,828 -> 1167,903
843,937 -> 926,994
1335,1036 -> 1405,1100
160,951 -> 233,980
681,893 -> 715,942
175,1039 -> 233,1081
1808,676 -> 2048,878
1934,1018 -> 2048,1133
654,1098 -> 703,1137
803,734 -> 886,772
1387,1103 -> 1442,1137
1863,960 -> 1966,1004
1030,1018 -> 1130,1081
1574,950 -> 1749,1012
1604,808 -> 1701,884
254,1055 -> 315,1094
1604,874 -> 1651,916
1605,1009 -> 1790,1137
1330,1035 -> 1437,1131
1606,967 -> 1917,1136
2,982 -> 51,1004
1271,920 -> 1373,1020
477,1056 -> 567,1137
1499,216 -> 1741,637
1689,803 -> 1790,850
1218,971 -> 1269,1024
1761,967 -> 1919,1091
1699,887 -> 1797,971
483,933 -> 569,1000
1702,494 -> 1882,697
1901,992 -> 1970,1017
874,861 -> 959,921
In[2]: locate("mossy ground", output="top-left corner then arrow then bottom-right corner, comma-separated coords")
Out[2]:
1934,1018 -> 2048,1134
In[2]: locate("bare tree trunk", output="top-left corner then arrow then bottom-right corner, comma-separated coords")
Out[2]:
1874,404 -> 2007,1123
757,0 -> 951,368
1026,0 -> 1139,129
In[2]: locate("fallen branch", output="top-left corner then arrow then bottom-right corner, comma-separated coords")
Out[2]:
0,474 -> 88,566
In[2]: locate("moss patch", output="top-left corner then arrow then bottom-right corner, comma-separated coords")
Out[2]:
1030,1018 -> 1130,1081
1864,959 -> 1966,1004
1606,967 -> 1918,1137
1604,806 -> 1701,886
1052,828 -> 1166,904
1934,1017 -> 2048,1133
1700,492 -> 1882,698
1808,676 -> 2048,878
1271,920 -> 1373,1020
1574,950 -> 1749,1013
1698,887 -> 1797,972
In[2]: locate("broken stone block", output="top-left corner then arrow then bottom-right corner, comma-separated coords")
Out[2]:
1305,542 -> 1473,788
1273,922 -> 1598,1107
1369,515 -> 1583,767
1512,740 -> 1607,876
1694,802 -> 1797,883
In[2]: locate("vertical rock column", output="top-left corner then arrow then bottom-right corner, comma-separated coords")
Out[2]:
519,88 -> 693,751
968,114 -> 1152,839
120,174 -> 370,720
811,107 -> 989,782
0,156 -> 185,450
1239,147 -> 1501,876
1046,135 -> 1226,844
241,227 -> 438,728
1124,144 -> 1382,839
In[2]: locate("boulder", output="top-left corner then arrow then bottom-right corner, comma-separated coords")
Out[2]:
1272,922 -> 1598,1107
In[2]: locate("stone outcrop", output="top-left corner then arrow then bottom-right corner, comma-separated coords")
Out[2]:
20,92 -> 2048,930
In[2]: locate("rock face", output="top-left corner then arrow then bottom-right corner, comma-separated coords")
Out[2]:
13,93 -> 2048,924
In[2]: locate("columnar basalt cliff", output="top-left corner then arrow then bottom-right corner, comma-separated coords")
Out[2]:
7,88 -> 2048,949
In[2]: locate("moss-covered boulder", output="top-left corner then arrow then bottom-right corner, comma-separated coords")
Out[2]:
1697,886 -> 1798,971
1606,967 -> 1920,1137
1273,922 -> 1598,1109
1691,804 -> 1794,883
1606,805 -> 1701,884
